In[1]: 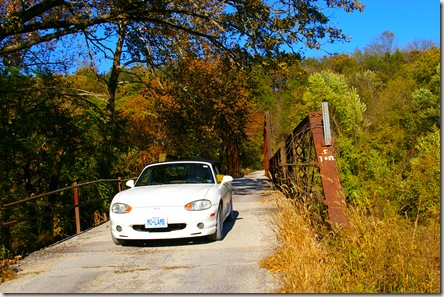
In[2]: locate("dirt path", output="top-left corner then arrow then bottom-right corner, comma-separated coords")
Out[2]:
0,171 -> 278,293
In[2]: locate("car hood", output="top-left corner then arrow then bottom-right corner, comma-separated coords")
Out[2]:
112,184 -> 217,207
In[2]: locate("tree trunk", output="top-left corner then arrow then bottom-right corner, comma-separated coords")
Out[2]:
99,22 -> 127,178
106,22 -> 127,122
227,136 -> 240,177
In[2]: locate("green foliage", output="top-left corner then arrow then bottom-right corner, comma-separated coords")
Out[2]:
279,62 -> 309,133
264,41 -> 440,293
400,129 -> 440,223
300,71 -> 368,202
0,245 -> 7,259
410,47 -> 440,93
354,44 -> 408,83
300,48 -> 439,223
411,88 -> 440,131
248,65 -> 276,112
0,69 -> 128,256
319,54 -> 359,76
302,71 -> 366,139
346,70 -> 382,106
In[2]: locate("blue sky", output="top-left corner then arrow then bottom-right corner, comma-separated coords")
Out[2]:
304,0 -> 441,57
93,1 -> 440,72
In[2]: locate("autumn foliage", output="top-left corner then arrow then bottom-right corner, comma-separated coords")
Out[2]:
0,21 -> 440,292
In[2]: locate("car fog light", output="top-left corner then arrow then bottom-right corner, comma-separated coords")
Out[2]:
197,223 -> 204,229
116,225 -> 122,232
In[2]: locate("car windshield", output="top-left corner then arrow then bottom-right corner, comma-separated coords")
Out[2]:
135,163 -> 215,186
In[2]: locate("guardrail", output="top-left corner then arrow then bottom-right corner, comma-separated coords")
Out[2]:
0,177 -> 136,234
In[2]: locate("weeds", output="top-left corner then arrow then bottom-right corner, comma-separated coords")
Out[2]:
262,191 -> 440,293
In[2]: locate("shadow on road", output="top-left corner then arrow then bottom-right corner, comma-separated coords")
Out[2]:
232,177 -> 271,196
120,211 -> 240,248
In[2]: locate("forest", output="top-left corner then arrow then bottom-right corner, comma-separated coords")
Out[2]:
261,38 -> 440,293
0,0 -> 440,292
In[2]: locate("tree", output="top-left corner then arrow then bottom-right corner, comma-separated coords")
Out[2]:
115,70 -> 169,172
401,129 -> 440,223
403,39 -> 439,52
364,30 -> 397,56
0,69 -> 115,253
302,70 -> 366,139
0,0 -> 365,179
1,0 -> 364,118
271,59 -> 309,147
1,1 -> 365,59
300,70 -> 368,201
157,54 -> 254,176
409,47 -> 440,94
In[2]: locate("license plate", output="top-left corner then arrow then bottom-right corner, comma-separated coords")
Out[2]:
146,217 -> 168,228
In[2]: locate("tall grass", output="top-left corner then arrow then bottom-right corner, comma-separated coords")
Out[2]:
261,191 -> 440,293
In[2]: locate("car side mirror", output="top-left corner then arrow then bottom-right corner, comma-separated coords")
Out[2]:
219,175 -> 233,189
126,179 -> 135,188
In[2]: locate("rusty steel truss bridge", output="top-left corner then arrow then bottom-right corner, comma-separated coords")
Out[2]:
264,103 -> 350,228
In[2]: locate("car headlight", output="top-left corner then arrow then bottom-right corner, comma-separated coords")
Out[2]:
112,203 -> 132,213
185,199 -> 212,211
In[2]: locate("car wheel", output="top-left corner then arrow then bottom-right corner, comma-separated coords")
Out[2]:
209,204 -> 224,241
111,229 -> 126,246
227,199 -> 234,221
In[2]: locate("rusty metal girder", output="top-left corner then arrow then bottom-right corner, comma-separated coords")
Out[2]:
308,112 -> 350,228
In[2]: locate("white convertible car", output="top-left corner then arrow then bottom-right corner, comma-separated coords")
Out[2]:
110,160 -> 234,245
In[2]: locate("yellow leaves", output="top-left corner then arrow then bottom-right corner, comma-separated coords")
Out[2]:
1,255 -> 21,283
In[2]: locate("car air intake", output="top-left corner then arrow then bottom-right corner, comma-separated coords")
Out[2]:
132,224 -> 186,232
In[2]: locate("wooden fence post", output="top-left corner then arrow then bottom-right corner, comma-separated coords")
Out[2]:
73,182 -> 81,234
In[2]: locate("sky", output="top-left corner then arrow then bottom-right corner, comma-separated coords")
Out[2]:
304,0 -> 441,58
92,0 -> 440,72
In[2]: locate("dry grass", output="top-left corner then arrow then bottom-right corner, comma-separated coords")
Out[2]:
0,256 -> 21,283
261,191 -> 440,293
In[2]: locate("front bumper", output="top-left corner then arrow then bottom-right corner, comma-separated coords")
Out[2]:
110,205 -> 218,240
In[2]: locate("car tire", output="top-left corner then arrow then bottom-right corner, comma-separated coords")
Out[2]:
226,199 -> 234,221
208,204 -> 224,241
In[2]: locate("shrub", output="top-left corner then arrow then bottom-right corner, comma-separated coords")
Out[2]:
400,129 -> 440,223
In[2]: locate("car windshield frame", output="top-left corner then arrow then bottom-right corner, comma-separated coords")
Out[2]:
134,162 -> 216,186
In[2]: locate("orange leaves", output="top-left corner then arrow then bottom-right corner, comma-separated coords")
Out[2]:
116,77 -> 168,154
167,55 -> 252,130
150,54 -> 255,165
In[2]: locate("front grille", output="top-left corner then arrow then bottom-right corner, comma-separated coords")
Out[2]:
132,224 -> 186,232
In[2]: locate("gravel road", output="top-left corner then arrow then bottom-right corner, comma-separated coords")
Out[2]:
0,170 -> 278,294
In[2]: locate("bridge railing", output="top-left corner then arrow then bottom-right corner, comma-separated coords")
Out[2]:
265,104 -> 350,228
0,177 -> 136,234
